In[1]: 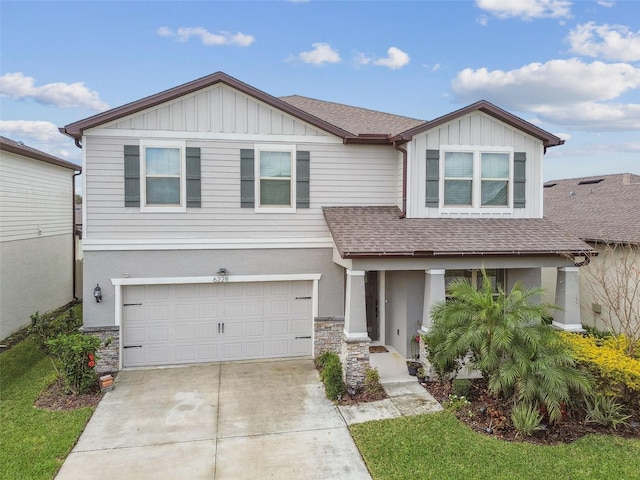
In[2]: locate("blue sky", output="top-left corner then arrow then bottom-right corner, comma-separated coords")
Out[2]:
1,0 -> 638,183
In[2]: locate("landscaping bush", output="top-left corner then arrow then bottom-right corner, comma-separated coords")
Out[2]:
29,306 -> 82,354
314,350 -> 336,370
319,352 -> 346,400
561,332 -> 640,405
452,378 -> 471,398
425,270 -> 592,424
46,333 -> 101,394
585,393 -> 631,430
511,402 -> 543,437
364,367 -> 383,394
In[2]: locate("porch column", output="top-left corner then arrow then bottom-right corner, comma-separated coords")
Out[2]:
553,266 -> 584,332
419,269 -> 445,365
344,270 -> 367,337
342,269 -> 370,394
421,269 -> 445,333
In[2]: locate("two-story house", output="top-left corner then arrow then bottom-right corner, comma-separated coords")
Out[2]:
61,72 -> 591,388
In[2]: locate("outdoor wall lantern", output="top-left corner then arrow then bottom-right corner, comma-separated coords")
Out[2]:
217,268 -> 229,276
94,283 -> 102,303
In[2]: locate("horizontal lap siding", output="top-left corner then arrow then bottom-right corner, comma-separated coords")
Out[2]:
0,152 -> 74,242
410,112 -> 543,219
84,137 -> 397,240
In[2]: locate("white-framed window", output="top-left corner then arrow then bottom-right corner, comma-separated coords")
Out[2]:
442,146 -> 512,211
445,269 -> 506,298
140,140 -> 186,212
255,145 -> 296,213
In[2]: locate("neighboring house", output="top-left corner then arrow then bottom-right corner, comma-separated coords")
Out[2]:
0,136 -> 81,339
542,173 -> 640,333
60,72 -> 591,388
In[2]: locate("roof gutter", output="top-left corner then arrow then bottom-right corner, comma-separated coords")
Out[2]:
393,141 -> 408,218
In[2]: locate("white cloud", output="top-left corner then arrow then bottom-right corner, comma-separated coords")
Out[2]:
295,43 -> 341,66
373,47 -> 410,70
0,72 -> 109,111
476,15 -> 489,26
0,120 -> 79,162
353,52 -> 372,67
567,22 -> 640,62
475,0 -> 572,20
597,1 -> 615,7
157,26 -> 254,47
451,58 -> 640,130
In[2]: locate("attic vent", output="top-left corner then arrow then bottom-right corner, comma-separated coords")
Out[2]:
543,182 -> 557,188
578,178 -> 604,185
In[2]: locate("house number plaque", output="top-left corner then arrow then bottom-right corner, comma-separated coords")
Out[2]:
212,275 -> 229,283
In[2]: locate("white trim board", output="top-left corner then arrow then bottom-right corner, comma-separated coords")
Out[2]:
83,237 -> 335,251
85,130 -> 343,145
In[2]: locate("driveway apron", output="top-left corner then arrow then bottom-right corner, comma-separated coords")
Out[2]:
55,359 -> 371,480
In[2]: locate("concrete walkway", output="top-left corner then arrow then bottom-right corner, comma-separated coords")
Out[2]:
56,360 -> 371,480
338,346 -> 443,425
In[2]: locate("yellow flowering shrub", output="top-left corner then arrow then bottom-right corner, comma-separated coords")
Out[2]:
560,332 -> 640,397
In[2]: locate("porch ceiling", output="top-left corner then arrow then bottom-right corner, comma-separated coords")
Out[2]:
323,206 -> 595,259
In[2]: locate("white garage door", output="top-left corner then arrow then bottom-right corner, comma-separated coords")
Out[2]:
122,281 -> 313,368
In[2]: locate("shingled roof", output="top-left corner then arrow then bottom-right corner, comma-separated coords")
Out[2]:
279,95 -> 425,137
0,136 -> 80,171
323,206 -> 593,258
544,173 -> 640,245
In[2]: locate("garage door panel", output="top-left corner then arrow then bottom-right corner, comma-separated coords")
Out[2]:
148,285 -> 170,299
245,342 -> 265,357
197,324 -> 219,339
292,338 -> 311,355
246,321 -> 265,337
123,280 -> 313,368
148,327 -> 169,342
224,302 -> 243,317
198,303 -> 218,318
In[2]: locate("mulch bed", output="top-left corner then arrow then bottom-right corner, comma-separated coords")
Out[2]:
422,378 -> 640,444
34,377 -> 104,411
338,386 -> 388,405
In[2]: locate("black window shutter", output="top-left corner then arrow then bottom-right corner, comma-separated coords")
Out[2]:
240,149 -> 255,208
296,151 -> 310,208
513,152 -> 526,208
124,145 -> 140,207
425,149 -> 440,207
186,147 -> 201,208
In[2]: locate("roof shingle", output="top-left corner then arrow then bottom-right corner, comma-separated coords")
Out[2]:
544,173 -> 640,245
323,206 -> 593,258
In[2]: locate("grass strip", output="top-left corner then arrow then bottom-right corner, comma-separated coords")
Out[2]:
350,411 -> 640,480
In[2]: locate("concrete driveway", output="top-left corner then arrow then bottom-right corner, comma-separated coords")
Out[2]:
55,359 -> 371,480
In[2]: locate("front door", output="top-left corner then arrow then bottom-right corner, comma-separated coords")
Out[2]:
365,271 -> 379,341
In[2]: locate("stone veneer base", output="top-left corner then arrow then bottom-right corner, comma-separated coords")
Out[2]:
341,334 -> 371,395
80,326 -> 119,375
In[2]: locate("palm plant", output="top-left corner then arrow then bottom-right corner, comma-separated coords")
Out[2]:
424,270 -> 592,424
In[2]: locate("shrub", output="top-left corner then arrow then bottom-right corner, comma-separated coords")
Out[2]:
452,379 -> 471,398
364,367 -> 383,394
46,333 -> 101,394
511,402 -> 543,437
318,352 -> 346,401
425,270 -> 592,424
585,394 -> 631,430
561,332 -> 640,403
314,350 -> 335,370
29,307 -> 82,353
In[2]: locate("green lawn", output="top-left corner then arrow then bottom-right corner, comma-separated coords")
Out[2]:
350,412 -> 640,480
0,335 -> 95,480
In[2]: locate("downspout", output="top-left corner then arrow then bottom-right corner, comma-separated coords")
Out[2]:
393,141 -> 408,218
72,170 -> 82,300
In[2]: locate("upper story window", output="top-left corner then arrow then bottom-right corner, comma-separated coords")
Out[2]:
441,147 -> 512,210
255,145 -> 296,213
139,140 -> 186,212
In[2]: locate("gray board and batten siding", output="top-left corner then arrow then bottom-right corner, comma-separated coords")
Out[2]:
408,110 -> 545,219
